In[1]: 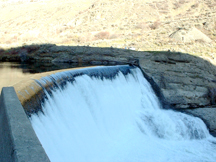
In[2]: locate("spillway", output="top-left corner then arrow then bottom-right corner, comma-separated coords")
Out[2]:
29,65 -> 216,162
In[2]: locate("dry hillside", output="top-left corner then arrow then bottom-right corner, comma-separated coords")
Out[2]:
0,0 -> 216,62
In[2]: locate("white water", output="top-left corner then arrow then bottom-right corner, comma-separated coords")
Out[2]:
30,66 -> 216,162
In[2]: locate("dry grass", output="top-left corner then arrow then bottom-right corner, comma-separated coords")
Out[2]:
0,0 -> 216,62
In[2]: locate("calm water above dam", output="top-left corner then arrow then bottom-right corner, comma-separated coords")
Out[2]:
29,65 -> 216,162
0,62 -> 32,91
0,62 -> 88,91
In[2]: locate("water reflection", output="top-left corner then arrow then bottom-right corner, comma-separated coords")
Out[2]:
0,62 -> 32,91
0,62 -> 87,91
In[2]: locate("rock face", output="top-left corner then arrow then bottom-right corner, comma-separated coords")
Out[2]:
1,44 -> 216,110
1,44 -> 216,135
138,51 -> 216,109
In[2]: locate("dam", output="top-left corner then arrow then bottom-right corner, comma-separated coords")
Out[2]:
1,65 -> 216,161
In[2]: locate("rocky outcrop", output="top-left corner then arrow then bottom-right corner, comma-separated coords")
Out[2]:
138,51 -> 216,109
1,44 -> 216,135
169,27 -> 212,43
1,44 -> 216,110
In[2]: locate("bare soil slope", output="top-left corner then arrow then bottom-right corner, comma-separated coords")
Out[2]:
0,0 -> 216,61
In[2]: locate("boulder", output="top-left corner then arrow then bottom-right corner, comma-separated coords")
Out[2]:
169,27 -> 212,43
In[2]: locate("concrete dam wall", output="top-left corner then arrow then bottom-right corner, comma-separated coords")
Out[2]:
0,66 -> 91,161
0,87 -> 49,162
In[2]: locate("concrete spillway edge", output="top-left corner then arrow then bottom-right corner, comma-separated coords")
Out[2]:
0,87 -> 50,162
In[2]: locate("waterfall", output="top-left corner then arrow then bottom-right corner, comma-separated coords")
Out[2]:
30,65 -> 216,162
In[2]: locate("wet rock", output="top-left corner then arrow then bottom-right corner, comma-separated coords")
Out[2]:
182,108 -> 216,136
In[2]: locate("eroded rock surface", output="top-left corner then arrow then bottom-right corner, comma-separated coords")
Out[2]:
1,44 -> 216,135
1,44 -> 216,110
138,51 -> 216,109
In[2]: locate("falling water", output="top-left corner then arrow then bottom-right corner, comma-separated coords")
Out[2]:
30,65 -> 216,162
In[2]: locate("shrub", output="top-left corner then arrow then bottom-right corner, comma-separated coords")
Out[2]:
191,3 -> 199,9
149,20 -> 160,30
94,31 -> 110,40
195,39 -> 206,44
0,48 -> 4,53
18,49 -> 28,62
109,33 -> 119,39
23,44 -> 40,53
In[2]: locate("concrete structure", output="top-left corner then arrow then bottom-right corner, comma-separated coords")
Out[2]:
0,67 -> 95,161
0,87 -> 50,162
